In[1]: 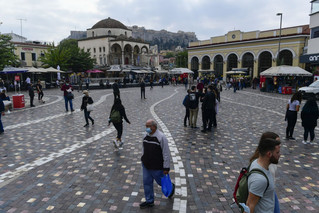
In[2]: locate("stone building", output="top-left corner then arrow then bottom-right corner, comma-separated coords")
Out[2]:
78,18 -> 150,67
187,25 -> 310,78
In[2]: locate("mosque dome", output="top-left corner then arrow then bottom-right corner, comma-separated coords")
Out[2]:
91,17 -> 128,30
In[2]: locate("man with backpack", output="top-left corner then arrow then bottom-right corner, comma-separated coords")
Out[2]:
188,86 -> 200,128
201,85 -> 216,132
237,138 -> 281,213
182,89 -> 190,127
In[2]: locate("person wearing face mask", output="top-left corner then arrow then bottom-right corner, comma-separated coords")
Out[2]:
61,80 -> 74,112
140,119 -> 175,209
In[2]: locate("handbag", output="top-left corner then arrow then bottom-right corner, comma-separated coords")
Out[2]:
161,174 -> 173,197
67,92 -> 74,100
86,104 -> 93,112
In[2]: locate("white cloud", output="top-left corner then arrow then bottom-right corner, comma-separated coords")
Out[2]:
0,0 -> 311,44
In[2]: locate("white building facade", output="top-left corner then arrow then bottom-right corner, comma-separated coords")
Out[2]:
78,18 -> 150,67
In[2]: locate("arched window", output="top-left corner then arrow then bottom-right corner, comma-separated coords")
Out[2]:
258,51 -> 272,74
242,53 -> 254,77
191,57 -> 199,78
125,31 -> 127,37
227,54 -> 238,71
108,30 -> 111,35
92,31 -> 95,37
214,55 -> 223,77
201,56 -> 210,70
278,50 -> 293,66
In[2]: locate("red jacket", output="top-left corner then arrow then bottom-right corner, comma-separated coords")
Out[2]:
61,84 -> 73,96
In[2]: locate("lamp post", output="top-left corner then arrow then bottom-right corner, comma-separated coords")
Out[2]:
276,13 -> 283,66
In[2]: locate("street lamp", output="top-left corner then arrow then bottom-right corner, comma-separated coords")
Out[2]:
276,13 -> 283,66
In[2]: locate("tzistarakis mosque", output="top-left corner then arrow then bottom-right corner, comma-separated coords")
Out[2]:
78,18 -> 149,67
187,25 -> 310,78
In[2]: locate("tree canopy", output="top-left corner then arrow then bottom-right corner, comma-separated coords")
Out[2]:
40,39 -> 95,72
175,51 -> 188,68
0,34 -> 19,70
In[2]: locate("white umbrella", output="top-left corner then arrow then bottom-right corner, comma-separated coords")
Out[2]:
44,67 -> 65,73
108,65 -> 122,72
170,68 -> 194,74
25,67 -> 47,73
226,71 -> 246,74
260,65 -> 312,77
1,67 -> 28,74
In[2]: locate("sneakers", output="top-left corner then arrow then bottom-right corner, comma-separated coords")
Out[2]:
302,140 -> 307,144
113,140 -> 119,148
168,183 -> 175,198
289,137 -> 296,140
118,141 -> 124,149
83,123 -> 89,127
139,201 -> 154,209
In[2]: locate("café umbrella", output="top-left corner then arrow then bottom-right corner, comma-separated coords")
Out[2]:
260,65 -> 312,77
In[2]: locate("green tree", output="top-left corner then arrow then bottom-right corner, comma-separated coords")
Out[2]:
0,34 -> 19,70
40,39 -> 95,72
164,52 -> 175,58
40,46 -> 71,71
175,51 -> 188,68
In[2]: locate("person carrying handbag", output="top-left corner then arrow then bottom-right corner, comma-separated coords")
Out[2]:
81,90 -> 94,127
61,80 -> 74,112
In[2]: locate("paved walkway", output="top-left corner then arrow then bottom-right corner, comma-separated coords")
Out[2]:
0,86 -> 318,212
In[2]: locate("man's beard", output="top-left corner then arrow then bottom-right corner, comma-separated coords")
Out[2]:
270,155 -> 279,164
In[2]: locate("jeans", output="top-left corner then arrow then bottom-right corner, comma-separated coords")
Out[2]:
286,111 -> 297,137
113,122 -> 123,140
0,113 -> 3,132
142,164 -> 163,203
189,108 -> 198,127
30,95 -> 34,106
84,108 -> 94,124
304,126 -> 315,141
64,96 -> 73,111
184,108 -> 190,126
38,91 -> 43,100
141,89 -> 146,99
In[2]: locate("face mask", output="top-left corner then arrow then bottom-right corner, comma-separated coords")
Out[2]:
146,127 -> 152,134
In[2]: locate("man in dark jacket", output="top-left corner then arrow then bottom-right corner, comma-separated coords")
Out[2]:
28,83 -> 35,107
140,119 -> 174,209
140,79 -> 146,99
201,85 -> 216,132
112,80 -> 120,99
189,86 -> 200,128
0,98 -> 5,134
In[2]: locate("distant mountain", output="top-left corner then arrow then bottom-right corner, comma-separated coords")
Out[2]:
68,26 -> 198,51
130,25 -> 198,51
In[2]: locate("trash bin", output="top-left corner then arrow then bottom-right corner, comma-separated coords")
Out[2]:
286,86 -> 292,94
12,94 -> 25,109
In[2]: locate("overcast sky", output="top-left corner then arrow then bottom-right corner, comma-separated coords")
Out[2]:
0,0 -> 311,44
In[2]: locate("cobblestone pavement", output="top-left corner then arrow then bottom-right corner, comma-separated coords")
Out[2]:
0,85 -> 318,213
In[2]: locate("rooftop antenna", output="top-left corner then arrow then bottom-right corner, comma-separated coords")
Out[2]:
17,18 -> 27,42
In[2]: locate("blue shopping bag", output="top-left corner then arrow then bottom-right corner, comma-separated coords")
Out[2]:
161,174 -> 173,197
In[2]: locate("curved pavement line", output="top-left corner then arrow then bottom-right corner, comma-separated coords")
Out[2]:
4,92 -> 112,130
235,90 -> 289,101
149,88 -> 187,212
7,95 -> 63,114
223,96 -> 319,133
0,126 -> 116,188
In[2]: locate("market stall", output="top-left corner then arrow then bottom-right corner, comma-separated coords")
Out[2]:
259,65 -> 312,94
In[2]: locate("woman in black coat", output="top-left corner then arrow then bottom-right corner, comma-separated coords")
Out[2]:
81,90 -> 94,127
301,98 -> 319,144
108,98 -> 130,148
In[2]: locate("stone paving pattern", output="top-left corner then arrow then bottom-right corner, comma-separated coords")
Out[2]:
0,85 -> 318,212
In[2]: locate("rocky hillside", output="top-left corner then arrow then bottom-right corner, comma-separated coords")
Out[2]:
130,25 -> 198,51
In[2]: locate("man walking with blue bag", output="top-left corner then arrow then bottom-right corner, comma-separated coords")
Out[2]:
140,119 -> 175,209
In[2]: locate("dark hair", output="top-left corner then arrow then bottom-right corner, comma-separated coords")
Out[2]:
191,85 -> 196,90
302,98 -> 318,114
258,138 -> 281,156
112,98 -> 124,111
290,92 -> 302,104
250,132 -> 279,163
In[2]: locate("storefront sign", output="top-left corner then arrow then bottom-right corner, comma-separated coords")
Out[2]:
15,75 -> 20,81
22,47 -> 33,51
300,53 -> 319,63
